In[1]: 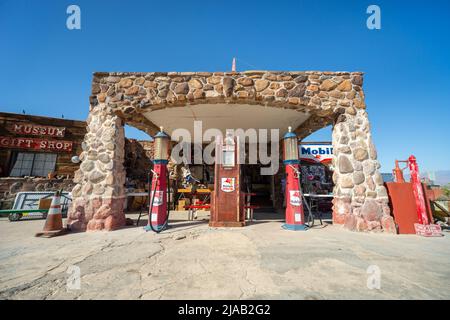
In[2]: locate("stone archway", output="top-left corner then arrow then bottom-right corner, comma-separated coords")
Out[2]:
67,70 -> 395,233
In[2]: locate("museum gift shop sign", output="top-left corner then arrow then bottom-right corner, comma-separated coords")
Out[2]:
0,136 -> 73,152
9,123 -> 66,137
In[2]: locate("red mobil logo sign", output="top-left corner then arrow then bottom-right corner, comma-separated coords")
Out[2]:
221,178 -> 235,192
289,190 -> 302,206
300,143 -> 333,164
151,191 -> 164,207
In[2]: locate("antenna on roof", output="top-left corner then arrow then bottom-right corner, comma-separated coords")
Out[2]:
22,109 -> 26,114
232,57 -> 236,72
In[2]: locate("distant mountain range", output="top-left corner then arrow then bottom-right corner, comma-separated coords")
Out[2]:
422,170 -> 450,186
381,170 -> 450,186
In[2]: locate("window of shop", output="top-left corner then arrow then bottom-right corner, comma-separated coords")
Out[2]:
9,152 -> 57,177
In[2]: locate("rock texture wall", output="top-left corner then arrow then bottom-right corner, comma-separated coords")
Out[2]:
69,70 -> 395,233
124,139 -> 153,182
332,109 -> 395,232
0,178 -> 75,209
67,105 -> 126,231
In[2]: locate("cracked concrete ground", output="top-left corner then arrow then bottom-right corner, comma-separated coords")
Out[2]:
0,211 -> 449,300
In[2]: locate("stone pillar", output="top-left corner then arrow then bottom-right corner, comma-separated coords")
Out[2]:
332,109 -> 396,233
67,104 -> 126,231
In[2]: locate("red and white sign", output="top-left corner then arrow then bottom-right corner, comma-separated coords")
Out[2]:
289,190 -> 302,206
0,136 -> 73,152
300,143 -> 333,164
221,178 -> 235,192
414,223 -> 443,237
151,191 -> 164,207
10,123 -> 66,137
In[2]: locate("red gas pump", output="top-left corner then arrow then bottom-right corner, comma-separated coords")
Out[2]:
144,127 -> 171,233
209,132 -> 245,227
282,127 -> 307,231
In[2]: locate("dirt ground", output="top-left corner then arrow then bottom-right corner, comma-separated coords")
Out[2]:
0,211 -> 449,300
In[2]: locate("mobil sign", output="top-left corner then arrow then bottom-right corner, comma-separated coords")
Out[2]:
300,143 -> 333,164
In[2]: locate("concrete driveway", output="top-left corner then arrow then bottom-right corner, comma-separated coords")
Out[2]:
0,211 -> 449,299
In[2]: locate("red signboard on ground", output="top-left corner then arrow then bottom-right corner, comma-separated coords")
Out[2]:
0,136 -> 73,152
414,223 -> 443,237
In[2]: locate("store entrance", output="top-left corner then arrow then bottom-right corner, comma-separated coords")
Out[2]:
242,164 -> 274,209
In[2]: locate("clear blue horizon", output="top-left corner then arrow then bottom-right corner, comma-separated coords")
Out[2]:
1,0 -> 449,173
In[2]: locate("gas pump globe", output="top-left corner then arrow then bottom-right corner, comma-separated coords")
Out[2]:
144,126 -> 170,232
283,127 -> 299,164
222,131 -> 236,168
282,126 -> 306,231
153,126 -> 169,164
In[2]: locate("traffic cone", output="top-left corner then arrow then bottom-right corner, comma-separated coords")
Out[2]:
35,190 -> 67,238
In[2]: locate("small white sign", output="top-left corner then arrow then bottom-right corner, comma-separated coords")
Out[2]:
151,213 -> 158,222
294,213 -> 302,222
289,190 -> 302,206
221,178 -> 235,192
151,191 -> 164,207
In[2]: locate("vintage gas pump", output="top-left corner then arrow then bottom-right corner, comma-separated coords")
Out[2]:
282,127 -> 306,231
209,131 -> 245,227
144,127 -> 170,233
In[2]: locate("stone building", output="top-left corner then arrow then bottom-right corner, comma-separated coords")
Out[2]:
66,70 -> 396,233
0,112 -> 85,207
0,112 -> 154,209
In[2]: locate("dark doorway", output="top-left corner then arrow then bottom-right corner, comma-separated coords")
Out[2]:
242,164 -> 274,209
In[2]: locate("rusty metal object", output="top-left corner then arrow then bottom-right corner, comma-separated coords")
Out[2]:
386,182 -> 426,234
388,155 -> 442,236
392,160 -> 407,183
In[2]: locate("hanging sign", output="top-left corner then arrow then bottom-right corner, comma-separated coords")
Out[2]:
151,191 -> 164,207
289,190 -> 302,206
0,136 -> 73,152
9,123 -> 66,137
300,143 -> 333,164
221,178 -> 235,192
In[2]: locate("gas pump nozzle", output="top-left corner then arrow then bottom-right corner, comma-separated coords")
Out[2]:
288,164 -> 300,177
150,169 -> 159,179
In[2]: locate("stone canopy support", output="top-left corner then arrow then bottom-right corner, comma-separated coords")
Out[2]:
67,104 -> 126,231
332,109 -> 395,232
67,70 -> 396,233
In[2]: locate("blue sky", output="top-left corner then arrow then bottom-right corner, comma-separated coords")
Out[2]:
1,0 -> 449,173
